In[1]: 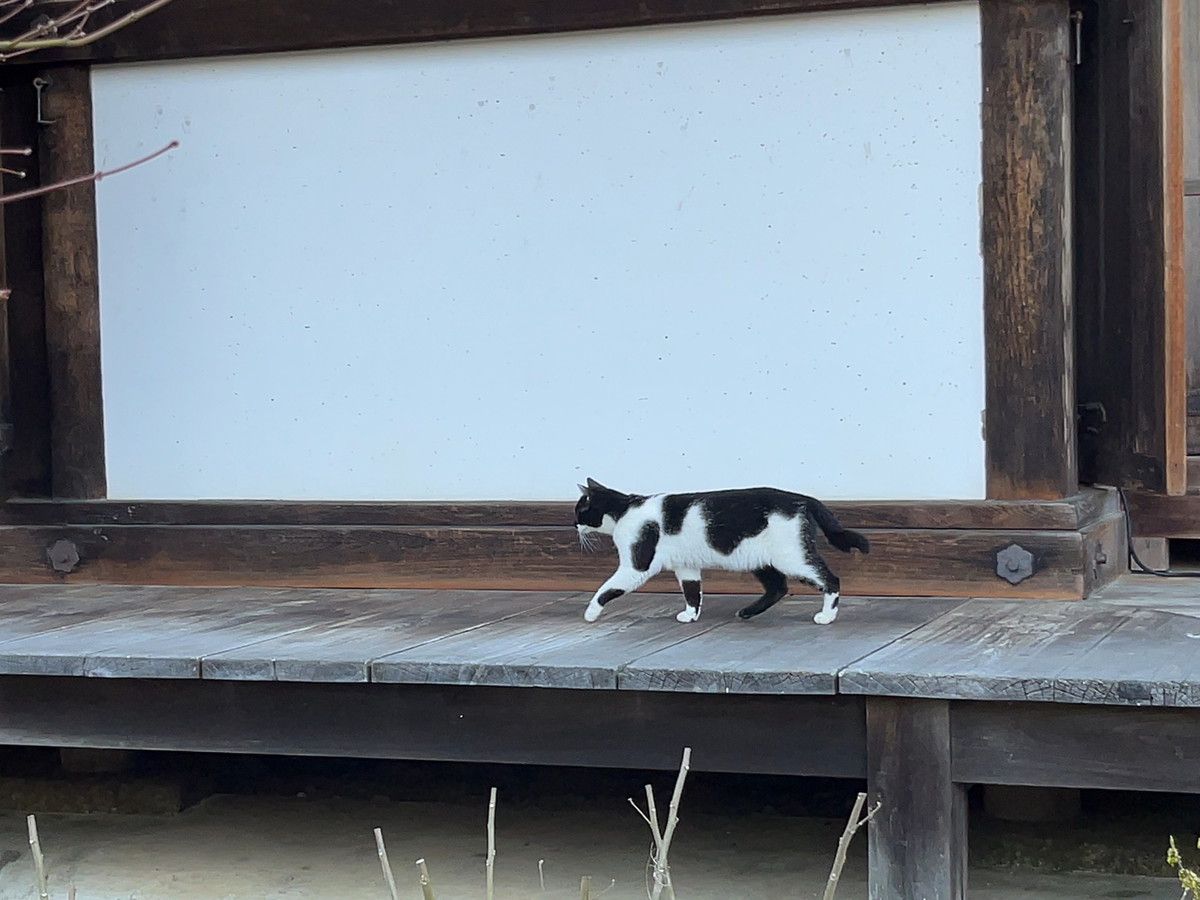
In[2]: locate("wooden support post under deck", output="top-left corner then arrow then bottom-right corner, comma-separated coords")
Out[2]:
37,65 -> 106,499
866,697 -> 967,900
981,0 -> 1075,499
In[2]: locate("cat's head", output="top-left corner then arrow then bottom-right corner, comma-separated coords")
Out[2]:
574,477 -> 625,536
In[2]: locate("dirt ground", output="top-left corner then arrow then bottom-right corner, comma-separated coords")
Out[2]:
0,782 -> 1188,900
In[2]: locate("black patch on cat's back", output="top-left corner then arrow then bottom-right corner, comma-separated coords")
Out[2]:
661,494 -> 697,535
697,488 -> 802,555
631,521 -> 660,571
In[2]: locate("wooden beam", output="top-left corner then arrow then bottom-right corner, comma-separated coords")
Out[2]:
953,701 -> 1200,793
0,675 -> 868,777
0,489 -> 1118,530
36,65 -> 106,499
1124,488 -> 1200,537
29,0 -> 964,65
1075,0 -> 1186,493
981,0 -> 1075,499
866,697 -> 967,900
0,521 -> 1102,597
0,71 -> 52,498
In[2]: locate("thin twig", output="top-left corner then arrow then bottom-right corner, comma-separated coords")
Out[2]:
538,859 -> 546,891
0,146 -> 33,155
647,748 -> 691,900
373,828 -> 400,900
822,792 -> 881,900
580,875 -> 592,899
26,815 -> 49,900
415,858 -> 436,900
0,140 -> 177,205
0,0 -> 178,54
486,786 -> 497,900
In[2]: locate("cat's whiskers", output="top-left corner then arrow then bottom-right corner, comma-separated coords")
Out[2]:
577,530 -> 600,553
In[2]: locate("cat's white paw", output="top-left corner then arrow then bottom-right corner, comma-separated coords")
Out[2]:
813,609 -> 838,626
583,603 -> 603,623
675,607 -> 700,623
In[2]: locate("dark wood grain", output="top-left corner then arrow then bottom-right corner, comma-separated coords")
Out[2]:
0,71 -> 51,499
36,65 -> 105,499
29,0 -> 963,65
952,701 -> 1200,792
0,491 -> 1115,530
0,522 -> 1093,597
1124,489 -> 1200,537
981,0 -> 1075,499
1075,0 -> 1186,493
866,697 -> 966,900
0,675 -> 869,777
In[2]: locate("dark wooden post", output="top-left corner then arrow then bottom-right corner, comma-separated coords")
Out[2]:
982,0 -> 1076,499
38,65 -> 106,499
866,697 -> 967,900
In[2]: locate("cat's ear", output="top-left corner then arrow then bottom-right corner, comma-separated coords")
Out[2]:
577,483 -> 589,495
586,477 -> 605,491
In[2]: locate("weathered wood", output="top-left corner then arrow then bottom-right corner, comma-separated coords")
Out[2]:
36,65 -> 105,499
0,71 -> 51,498
953,701 -> 1200,792
202,590 -> 564,682
842,598 -> 1200,706
372,594 -> 725,689
1075,0 -> 1186,493
1079,509 -> 1125,596
1124,489 -> 1200,537
0,490 -> 1117,530
981,0 -> 1075,499
866,697 -> 966,900
616,597 -> 965,694
0,675 -> 869,777
31,0 -> 964,65
0,522 -> 1093,597
1164,0 -> 1187,491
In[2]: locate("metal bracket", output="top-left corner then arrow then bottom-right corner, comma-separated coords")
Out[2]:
46,538 -> 80,574
996,543 -> 1035,585
33,77 -> 54,125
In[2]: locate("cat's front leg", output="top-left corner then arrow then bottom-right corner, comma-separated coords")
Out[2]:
673,568 -> 703,623
583,567 -> 655,622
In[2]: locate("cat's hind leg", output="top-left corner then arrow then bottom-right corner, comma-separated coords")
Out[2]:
795,554 -> 841,625
674,568 -> 703,623
737,566 -> 789,619
583,566 -> 658,622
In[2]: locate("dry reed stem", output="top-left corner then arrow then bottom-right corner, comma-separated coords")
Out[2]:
486,786 -> 497,900
822,791 -> 881,900
539,858 -> 546,891
580,874 -> 592,899
373,827 -> 400,900
416,857 -> 436,900
26,815 -> 48,900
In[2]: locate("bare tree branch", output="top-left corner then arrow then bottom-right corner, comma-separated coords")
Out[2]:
0,0 -> 179,60
0,139 -> 177,205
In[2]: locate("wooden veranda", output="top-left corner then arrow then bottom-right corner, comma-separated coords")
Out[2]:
0,580 -> 1197,898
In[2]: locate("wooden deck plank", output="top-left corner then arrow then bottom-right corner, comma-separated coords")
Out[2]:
1045,609 -> 1200,706
618,597 -> 967,694
371,594 -> 725,689
839,600 -> 1132,702
201,590 -> 569,682
0,587 -> 391,678
0,584 -> 170,642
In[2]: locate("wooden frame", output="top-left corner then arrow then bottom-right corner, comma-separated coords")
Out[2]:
1,0 -> 1186,568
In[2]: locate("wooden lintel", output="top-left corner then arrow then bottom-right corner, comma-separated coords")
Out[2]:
1124,489 -> 1200,538
36,65 -> 106,499
24,0 -> 964,65
0,521 -> 1097,597
0,488 -> 1118,530
981,0 -> 1076,499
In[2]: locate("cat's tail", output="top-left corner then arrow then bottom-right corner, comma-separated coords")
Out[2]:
807,499 -> 871,554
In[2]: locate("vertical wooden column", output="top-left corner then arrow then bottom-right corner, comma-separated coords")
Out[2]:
982,0 -> 1076,499
38,65 -> 106,499
866,697 -> 967,900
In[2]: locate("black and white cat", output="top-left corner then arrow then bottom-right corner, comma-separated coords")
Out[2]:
574,478 -> 870,626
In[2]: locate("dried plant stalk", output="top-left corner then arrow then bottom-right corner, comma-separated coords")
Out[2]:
373,827 -> 400,900
26,814 -> 48,900
416,857 -> 436,900
486,786 -> 498,900
822,791 -> 880,900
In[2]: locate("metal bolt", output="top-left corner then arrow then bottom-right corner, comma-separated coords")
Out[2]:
46,538 -> 80,574
996,543 -> 1035,585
